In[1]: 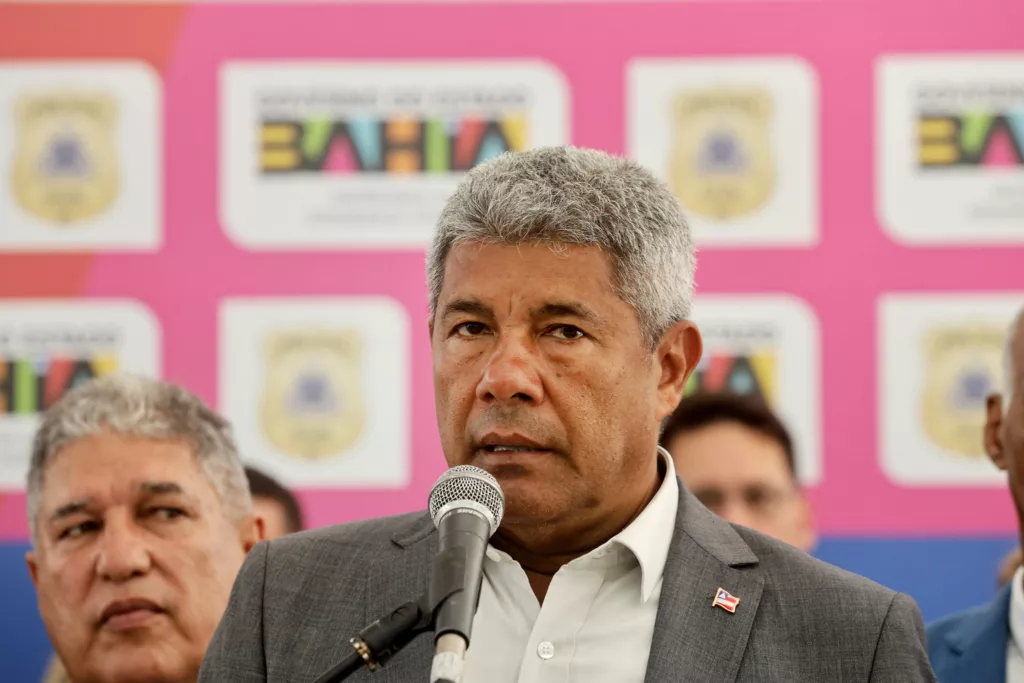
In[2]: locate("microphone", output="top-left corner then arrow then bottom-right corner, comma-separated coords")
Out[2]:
426,465 -> 505,683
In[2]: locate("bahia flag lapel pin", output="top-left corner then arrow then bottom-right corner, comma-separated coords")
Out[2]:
713,587 -> 740,613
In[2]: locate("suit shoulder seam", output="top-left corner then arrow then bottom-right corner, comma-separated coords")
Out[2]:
867,591 -> 900,679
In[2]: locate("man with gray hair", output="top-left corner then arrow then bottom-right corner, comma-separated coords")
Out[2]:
199,146 -> 935,682
26,374 -> 262,683
927,306 -> 1024,682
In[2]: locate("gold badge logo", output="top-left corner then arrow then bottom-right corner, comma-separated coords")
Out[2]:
260,329 -> 365,460
920,323 -> 1004,457
11,91 -> 120,224
668,88 -> 776,221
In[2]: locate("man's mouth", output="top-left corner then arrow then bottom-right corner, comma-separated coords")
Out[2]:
481,445 -> 549,453
99,598 -> 166,631
477,431 -> 552,451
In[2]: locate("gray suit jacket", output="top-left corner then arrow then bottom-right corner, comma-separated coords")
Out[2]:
199,483 -> 936,682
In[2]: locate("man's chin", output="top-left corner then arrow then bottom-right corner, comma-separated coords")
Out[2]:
89,639 -> 193,683
97,662 -> 190,683
497,491 -> 570,527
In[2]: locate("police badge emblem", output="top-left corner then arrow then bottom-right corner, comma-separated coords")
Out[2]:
11,91 -> 120,224
668,88 -> 776,221
920,324 -> 1004,457
260,329 -> 365,460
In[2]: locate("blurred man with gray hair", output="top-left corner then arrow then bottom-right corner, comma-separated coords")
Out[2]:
26,374 -> 262,683
928,306 -> 1024,682
200,146 -> 934,682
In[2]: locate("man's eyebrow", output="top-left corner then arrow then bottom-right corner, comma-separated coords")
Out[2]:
440,299 -> 494,319
139,481 -> 186,496
50,500 -> 92,524
47,483 -> 191,525
535,301 -> 603,326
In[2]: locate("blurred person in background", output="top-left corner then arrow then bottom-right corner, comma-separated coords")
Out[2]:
40,465 -> 301,683
26,374 -> 262,683
244,466 -> 304,539
659,391 -> 816,552
927,306 -> 1024,682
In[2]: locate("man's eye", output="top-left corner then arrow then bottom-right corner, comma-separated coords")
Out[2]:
549,325 -> 585,340
454,322 -> 488,337
695,490 -> 725,510
149,507 -> 185,521
58,521 -> 100,540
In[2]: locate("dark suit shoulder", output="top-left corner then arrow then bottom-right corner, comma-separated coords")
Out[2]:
924,586 -> 1011,658
731,524 -> 898,615
925,601 -> 989,639
924,608 -> 966,661
727,524 -> 937,681
260,511 -> 432,583
272,511 -> 430,551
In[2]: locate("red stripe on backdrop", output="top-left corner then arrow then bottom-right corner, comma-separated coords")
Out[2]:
0,4 -> 191,66
0,255 -> 93,296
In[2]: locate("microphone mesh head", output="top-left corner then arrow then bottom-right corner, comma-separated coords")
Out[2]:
428,465 -> 505,534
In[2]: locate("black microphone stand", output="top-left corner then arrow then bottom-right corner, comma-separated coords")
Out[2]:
311,583 -> 464,683
310,598 -> 433,683
312,537 -> 476,683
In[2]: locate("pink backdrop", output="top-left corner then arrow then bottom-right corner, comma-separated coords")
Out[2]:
0,0 -> 1022,541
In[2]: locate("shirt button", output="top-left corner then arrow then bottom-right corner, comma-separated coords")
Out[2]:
537,641 -> 555,660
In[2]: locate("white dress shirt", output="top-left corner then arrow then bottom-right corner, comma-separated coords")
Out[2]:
1007,566 -> 1024,683
461,448 -> 679,683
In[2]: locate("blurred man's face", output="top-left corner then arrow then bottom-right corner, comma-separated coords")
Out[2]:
986,324 -> 1024,532
666,421 -> 815,551
253,497 -> 293,540
27,431 -> 261,683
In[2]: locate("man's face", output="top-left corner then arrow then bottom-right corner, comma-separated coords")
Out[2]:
430,242 -> 700,530
27,432 -> 260,683
666,421 -> 815,551
253,497 -> 293,540
986,326 -> 1024,524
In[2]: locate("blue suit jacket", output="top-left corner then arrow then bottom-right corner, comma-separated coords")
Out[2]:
927,584 -> 1011,683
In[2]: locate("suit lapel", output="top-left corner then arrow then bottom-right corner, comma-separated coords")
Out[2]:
936,585 -> 1010,683
644,482 -> 763,683
372,513 -> 438,683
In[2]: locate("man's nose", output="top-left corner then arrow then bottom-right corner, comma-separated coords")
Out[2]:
476,334 -> 545,405
719,500 -> 759,531
95,514 -> 152,582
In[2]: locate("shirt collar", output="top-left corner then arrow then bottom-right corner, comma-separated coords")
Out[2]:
607,447 -> 679,603
484,447 -> 680,604
1010,566 -> 1024,651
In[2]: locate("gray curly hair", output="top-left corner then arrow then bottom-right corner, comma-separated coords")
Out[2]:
27,374 -> 252,542
426,146 -> 696,348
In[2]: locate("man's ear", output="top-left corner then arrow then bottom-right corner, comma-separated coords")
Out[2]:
986,393 -> 1007,470
655,320 -> 703,421
239,514 -> 264,554
26,550 -> 39,588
